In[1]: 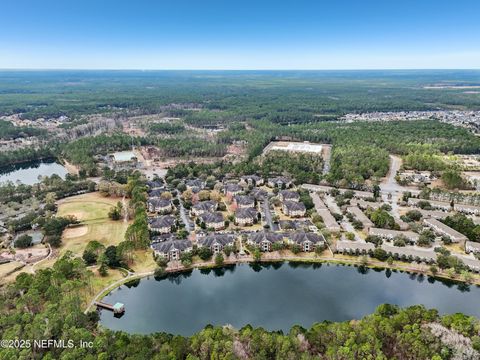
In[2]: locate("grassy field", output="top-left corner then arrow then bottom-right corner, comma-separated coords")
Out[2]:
56,192 -> 131,256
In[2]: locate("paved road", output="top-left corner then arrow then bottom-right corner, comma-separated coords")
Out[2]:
177,196 -> 194,233
261,198 -> 278,231
322,145 -> 332,175
379,155 -> 410,222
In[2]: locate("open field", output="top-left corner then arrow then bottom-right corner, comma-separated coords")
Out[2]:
0,261 -> 24,279
56,192 -> 131,256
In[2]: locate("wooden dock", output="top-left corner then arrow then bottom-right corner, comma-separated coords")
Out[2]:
94,301 -> 125,314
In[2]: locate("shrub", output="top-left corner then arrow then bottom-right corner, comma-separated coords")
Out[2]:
14,234 -> 33,248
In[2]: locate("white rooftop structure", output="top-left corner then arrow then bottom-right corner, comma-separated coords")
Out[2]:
266,141 -> 323,154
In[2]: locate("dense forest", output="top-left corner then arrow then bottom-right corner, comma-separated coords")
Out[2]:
1,254 -> 479,359
1,70 -> 480,119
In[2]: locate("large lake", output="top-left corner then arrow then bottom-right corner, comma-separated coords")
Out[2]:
0,161 -> 68,185
99,263 -> 480,336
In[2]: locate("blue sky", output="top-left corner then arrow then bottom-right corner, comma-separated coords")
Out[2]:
1,0 -> 479,69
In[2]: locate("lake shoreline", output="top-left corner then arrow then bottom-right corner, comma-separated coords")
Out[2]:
88,253 -> 479,313
97,257 -> 480,336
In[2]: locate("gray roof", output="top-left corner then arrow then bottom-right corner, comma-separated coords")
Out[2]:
283,201 -> 306,212
151,233 -> 178,243
192,200 -> 217,212
369,228 -> 420,242
149,215 -> 176,228
250,188 -> 268,200
198,234 -> 235,248
199,211 -> 224,224
290,232 -> 325,245
146,180 -> 164,189
381,244 -> 437,261
152,239 -> 191,253
249,232 -> 283,244
466,241 -> 480,251
241,174 -> 263,182
224,183 -> 243,193
234,195 -> 255,206
148,189 -> 167,197
423,218 -> 468,241
336,240 -> 375,252
347,206 -> 374,227
280,190 -> 300,201
235,207 -> 258,220
186,179 -> 205,188
147,198 -> 171,208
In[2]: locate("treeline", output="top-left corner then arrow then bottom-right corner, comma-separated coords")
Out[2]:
0,147 -> 56,168
154,136 -> 227,158
124,173 -> 150,250
0,120 -> 47,139
149,122 -> 185,134
0,174 -> 94,204
1,253 -> 479,359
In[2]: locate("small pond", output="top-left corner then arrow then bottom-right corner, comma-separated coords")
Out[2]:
0,161 -> 68,185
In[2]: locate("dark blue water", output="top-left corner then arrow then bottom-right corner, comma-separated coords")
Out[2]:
100,263 -> 480,335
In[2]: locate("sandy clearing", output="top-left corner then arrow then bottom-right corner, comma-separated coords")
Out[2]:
63,225 -> 88,238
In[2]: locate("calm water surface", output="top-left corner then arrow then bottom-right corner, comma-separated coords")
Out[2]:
0,161 -> 68,185
100,263 -> 480,335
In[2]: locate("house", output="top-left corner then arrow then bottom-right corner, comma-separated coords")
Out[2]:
417,209 -> 449,220
198,212 -> 225,230
301,184 -> 376,200
267,176 -> 293,189
335,241 -> 375,254
282,201 -> 306,218
288,232 -> 325,252
147,198 -> 173,214
151,233 -> 178,244
454,203 -> 480,216
408,198 -> 452,212
279,190 -> 300,202
233,195 -> 255,208
190,200 -> 218,216
398,171 -> 435,184
152,239 -> 192,261
146,180 -> 164,190
148,215 -> 177,234
465,241 -> 480,254
317,209 -> 342,232
346,206 -> 374,231
310,192 -> 342,232
247,232 -> 284,251
458,256 -> 480,272
381,244 -> 437,262
423,218 -> 468,243
279,219 -> 316,232
198,234 -> 236,253
369,228 -> 420,244
234,208 -> 258,226
250,188 -> 268,200
224,183 -> 244,197
148,188 -> 167,198
186,179 -> 205,193
240,174 -> 264,186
